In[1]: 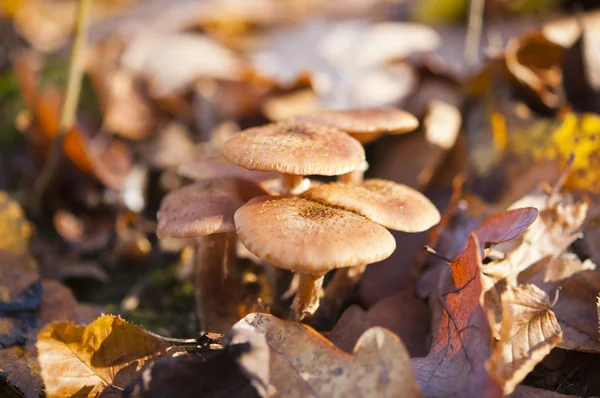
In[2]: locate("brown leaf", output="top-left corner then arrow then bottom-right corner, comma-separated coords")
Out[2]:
0,345 -> 42,398
505,32 -> 565,114
329,290 -> 430,357
511,385 -> 578,397
486,284 -> 562,395
240,313 -> 421,397
412,234 -> 500,397
473,207 -> 539,249
127,323 -> 269,398
36,315 -> 171,397
548,270 -> 600,352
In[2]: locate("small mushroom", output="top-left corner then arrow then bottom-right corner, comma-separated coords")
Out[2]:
223,121 -> 365,194
234,196 -> 395,321
157,179 -> 266,333
302,179 -> 440,317
177,155 -> 280,194
293,108 -> 418,183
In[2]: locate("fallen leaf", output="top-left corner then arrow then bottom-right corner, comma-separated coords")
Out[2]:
127,322 -> 269,398
0,345 -> 42,398
545,270 -> 600,352
240,313 -> 421,397
505,32 -> 565,114
121,31 -> 241,98
329,290 -> 430,357
0,280 -> 94,396
486,284 -> 562,395
511,385 -> 578,397
0,191 -> 39,306
481,191 -> 588,335
36,315 -> 171,397
412,234 -> 500,397
252,19 -> 431,108
472,207 -> 539,251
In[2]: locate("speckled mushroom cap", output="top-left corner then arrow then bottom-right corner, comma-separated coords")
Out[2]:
157,179 -> 267,238
177,156 -> 279,183
293,108 -> 418,144
301,179 -> 441,232
234,196 -> 395,275
223,121 -> 365,176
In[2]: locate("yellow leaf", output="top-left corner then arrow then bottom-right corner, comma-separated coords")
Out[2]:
0,191 -> 37,302
36,315 -> 170,397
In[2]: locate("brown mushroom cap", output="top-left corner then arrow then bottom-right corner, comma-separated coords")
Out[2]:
234,196 -> 395,275
157,179 -> 266,238
293,108 -> 418,136
223,122 -> 365,176
177,156 -> 279,182
301,179 -> 441,232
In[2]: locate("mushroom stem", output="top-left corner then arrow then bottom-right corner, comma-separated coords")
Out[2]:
338,169 -> 364,184
318,264 -> 367,317
282,174 -> 306,194
195,234 -> 240,333
338,160 -> 368,184
291,273 -> 324,321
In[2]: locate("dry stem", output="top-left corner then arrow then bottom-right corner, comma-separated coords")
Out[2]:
30,0 -> 92,212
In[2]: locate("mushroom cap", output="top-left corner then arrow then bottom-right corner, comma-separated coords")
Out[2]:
177,156 -> 279,182
301,179 -> 440,232
234,196 -> 395,275
157,179 -> 266,238
293,108 -> 419,136
223,122 -> 365,176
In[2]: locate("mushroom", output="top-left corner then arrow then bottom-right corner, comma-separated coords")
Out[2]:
177,155 -> 280,194
234,196 -> 395,321
293,108 -> 418,183
223,121 -> 365,194
157,179 -> 266,333
302,179 -> 440,316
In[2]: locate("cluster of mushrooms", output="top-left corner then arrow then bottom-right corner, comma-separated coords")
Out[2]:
157,108 -> 441,332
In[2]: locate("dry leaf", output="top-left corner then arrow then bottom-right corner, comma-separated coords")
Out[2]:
473,207 -> 539,251
0,280 -> 96,396
239,313 -> 421,398
121,31 -> 241,98
0,191 -> 38,305
36,315 -> 170,397
0,345 -> 42,398
481,191 -> 587,336
486,284 -> 562,395
505,32 -> 565,113
412,234 -> 500,397
511,385 -> 578,397
127,323 -> 269,398
329,291 -> 430,357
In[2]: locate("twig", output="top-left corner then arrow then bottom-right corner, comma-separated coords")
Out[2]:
548,152 -> 575,208
30,0 -> 92,213
424,246 -> 453,264
464,0 -> 485,68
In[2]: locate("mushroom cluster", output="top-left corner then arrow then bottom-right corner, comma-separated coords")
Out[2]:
224,111 -> 441,321
156,107 -> 440,328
